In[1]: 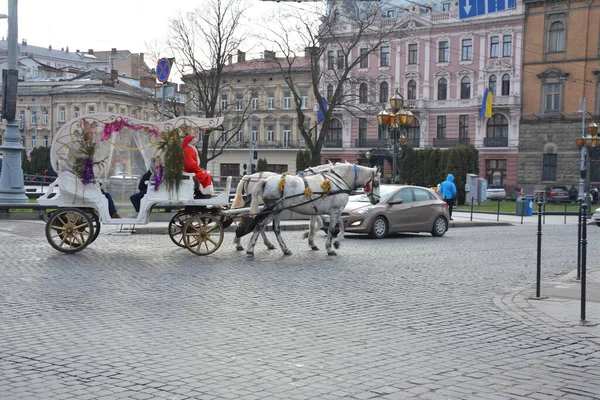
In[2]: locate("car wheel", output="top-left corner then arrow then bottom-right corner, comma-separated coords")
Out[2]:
596,222 -> 600,227
369,216 -> 388,239
431,216 -> 447,237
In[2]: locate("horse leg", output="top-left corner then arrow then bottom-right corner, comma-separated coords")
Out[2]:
333,214 -> 345,250
272,214 -> 292,255
307,215 -> 321,251
261,231 -> 276,250
233,235 -> 244,251
325,212 -> 342,256
246,214 -> 274,256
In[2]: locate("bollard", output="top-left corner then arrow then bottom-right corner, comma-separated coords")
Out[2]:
521,202 -> 524,224
470,197 -> 474,221
581,203 -> 588,324
564,203 -> 568,224
497,199 -> 501,221
535,201 -> 543,298
577,200 -> 583,281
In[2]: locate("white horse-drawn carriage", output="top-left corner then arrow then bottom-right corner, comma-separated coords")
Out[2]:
37,113 -> 381,257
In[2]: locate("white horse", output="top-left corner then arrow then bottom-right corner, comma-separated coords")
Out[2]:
246,163 -> 380,256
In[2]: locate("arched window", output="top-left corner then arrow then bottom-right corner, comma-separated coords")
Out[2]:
460,76 -> 471,99
407,80 -> 417,100
327,118 -> 343,142
379,81 -> 389,104
501,74 -> 510,96
489,75 -> 497,96
549,21 -> 565,52
333,9 -> 340,22
437,78 -> 447,100
406,117 -> 420,147
485,114 -> 509,147
327,84 -> 334,101
359,83 -> 368,103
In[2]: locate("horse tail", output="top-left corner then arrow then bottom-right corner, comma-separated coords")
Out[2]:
250,179 -> 267,215
231,177 -> 247,209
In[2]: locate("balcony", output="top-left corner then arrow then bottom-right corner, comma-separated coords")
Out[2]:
355,139 -> 389,148
322,139 -> 342,148
432,138 -> 470,148
484,137 -> 508,147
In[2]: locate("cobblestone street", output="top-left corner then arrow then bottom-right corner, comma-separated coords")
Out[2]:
1,220 -> 599,399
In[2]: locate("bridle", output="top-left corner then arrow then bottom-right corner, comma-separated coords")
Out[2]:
365,168 -> 381,204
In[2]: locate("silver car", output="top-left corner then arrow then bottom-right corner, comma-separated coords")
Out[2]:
322,185 -> 450,239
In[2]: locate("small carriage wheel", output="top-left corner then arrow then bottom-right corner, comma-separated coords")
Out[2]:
168,210 -> 194,248
182,213 -> 224,256
87,210 -> 101,244
45,208 -> 95,254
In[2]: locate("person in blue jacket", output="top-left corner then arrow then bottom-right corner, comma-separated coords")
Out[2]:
439,173 -> 457,220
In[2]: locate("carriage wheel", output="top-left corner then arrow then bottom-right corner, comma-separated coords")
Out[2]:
182,213 -> 224,256
88,210 -> 101,244
45,208 -> 95,254
168,211 -> 194,248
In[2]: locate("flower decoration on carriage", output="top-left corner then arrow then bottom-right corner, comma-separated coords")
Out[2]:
320,179 -> 332,198
100,118 -> 160,142
152,156 -> 165,191
156,127 -> 185,193
72,118 -> 107,185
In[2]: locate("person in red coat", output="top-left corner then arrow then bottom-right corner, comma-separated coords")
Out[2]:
182,135 -> 214,196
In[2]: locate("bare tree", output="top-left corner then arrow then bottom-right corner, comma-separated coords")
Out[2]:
167,0 -> 253,169
261,1 -> 400,166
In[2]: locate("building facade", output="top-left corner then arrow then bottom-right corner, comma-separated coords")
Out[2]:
320,1 -> 524,187
520,0 -> 600,191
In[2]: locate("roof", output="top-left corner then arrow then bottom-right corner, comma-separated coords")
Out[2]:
221,56 -> 312,74
0,40 -> 93,63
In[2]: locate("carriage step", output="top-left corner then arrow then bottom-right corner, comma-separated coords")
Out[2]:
112,224 -> 137,235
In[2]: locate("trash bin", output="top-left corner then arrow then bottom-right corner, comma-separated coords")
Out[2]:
525,198 -> 533,216
516,196 -> 526,216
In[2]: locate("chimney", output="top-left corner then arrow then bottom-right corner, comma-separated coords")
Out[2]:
111,69 -> 118,83
228,54 -> 232,65
76,49 -> 79,53
264,50 -> 276,60
88,49 -> 94,55
66,46 -> 69,53
237,50 -> 245,63
48,44 -> 52,50
140,75 -> 155,89
21,38 -> 27,46
111,48 -> 117,55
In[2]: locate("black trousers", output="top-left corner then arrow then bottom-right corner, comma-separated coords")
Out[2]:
445,197 -> 455,217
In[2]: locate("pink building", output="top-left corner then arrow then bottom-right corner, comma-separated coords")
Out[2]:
320,1 -> 524,188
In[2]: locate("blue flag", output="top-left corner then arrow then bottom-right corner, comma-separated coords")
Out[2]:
317,98 -> 328,123
480,87 -> 492,118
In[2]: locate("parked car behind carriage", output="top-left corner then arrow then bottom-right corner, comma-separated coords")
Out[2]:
546,186 -> 570,203
321,184 -> 449,239
486,185 -> 507,200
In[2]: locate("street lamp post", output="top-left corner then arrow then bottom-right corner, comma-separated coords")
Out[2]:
377,90 -> 413,183
575,121 -> 599,214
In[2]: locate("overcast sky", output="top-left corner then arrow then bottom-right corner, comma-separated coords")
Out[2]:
2,0 -> 322,62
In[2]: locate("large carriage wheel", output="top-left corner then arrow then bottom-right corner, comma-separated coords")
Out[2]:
45,208 -> 95,254
87,210 -> 101,244
182,213 -> 224,255
168,210 -> 194,248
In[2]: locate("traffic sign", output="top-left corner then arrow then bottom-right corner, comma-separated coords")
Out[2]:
459,0 -> 515,19
156,58 -> 171,83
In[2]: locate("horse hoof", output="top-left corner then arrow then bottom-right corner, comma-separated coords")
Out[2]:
246,251 -> 254,257
283,250 -> 293,256
302,232 -> 309,239
333,241 -> 340,249
327,250 -> 337,256
311,245 -> 319,251
236,246 -> 244,251
267,245 -> 276,250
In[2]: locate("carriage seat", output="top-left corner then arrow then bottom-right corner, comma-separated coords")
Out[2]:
146,172 -> 195,202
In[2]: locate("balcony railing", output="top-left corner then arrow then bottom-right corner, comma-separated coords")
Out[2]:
355,139 -> 389,148
484,137 -> 508,147
404,137 -> 420,148
209,140 -> 308,149
432,138 -> 470,147
322,139 -> 342,148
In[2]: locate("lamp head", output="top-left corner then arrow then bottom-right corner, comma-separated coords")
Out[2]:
587,122 -> 598,136
377,108 -> 393,126
389,90 -> 404,112
365,151 -> 371,160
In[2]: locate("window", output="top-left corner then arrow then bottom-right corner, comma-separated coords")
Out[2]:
108,106 -> 114,114
486,114 -> 509,146
120,107 -> 126,115
236,130 -> 243,142
267,125 -> 275,142
42,111 -> 47,125
337,50 -> 344,70
442,2 -> 451,11
359,48 -> 369,68
378,124 -> 387,140
221,94 -> 228,110
407,80 -> 417,100
88,105 -> 95,114
379,81 -> 389,104
267,92 -> 275,110
461,38 -> 473,61
486,159 -> 507,186
359,83 -> 368,103
502,35 -> 512,57
327,118 -> 343,142
501,74 -> 510,96
251,91 -> 259,110
236,93 -> 243,111
42,136 -> 48,147
380,46 -> 390,67
358,118 -> 367,140
74,106 -> 80,118
31,135 -> 37,148
408,44 -> 418,65
221,163 -> 241,178
327,84 -> 334,101
459,115 -> 469,141
333,8 -> 339,22
544,83 -> 561,111
328,50 -> 335,70
438,41 -> 449,63
251,125 -> 258,142
437,78 -> 447,100
59,107 -> 66,122
490,36 -> 499,58
549,21 -> 565,52
30,112 -> 37,124
489,75 -> 497,96
282,124 -> 291,147
542,154 -> 557,181
301,91 -> 308,109
460,76 -> 471,99
283,91 -> 291,109
386,9 -> 395,18
436,116 -> 446,139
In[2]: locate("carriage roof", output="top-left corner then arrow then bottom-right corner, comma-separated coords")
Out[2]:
50,113 -> 223,183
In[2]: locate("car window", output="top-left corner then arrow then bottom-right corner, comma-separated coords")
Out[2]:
413,188 -> 433,202
391,188 -> 413,204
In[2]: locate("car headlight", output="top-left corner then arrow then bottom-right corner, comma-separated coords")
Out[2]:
353,206 -> 374,215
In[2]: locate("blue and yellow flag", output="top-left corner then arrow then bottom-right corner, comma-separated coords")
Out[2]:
480,87 -> 493,118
